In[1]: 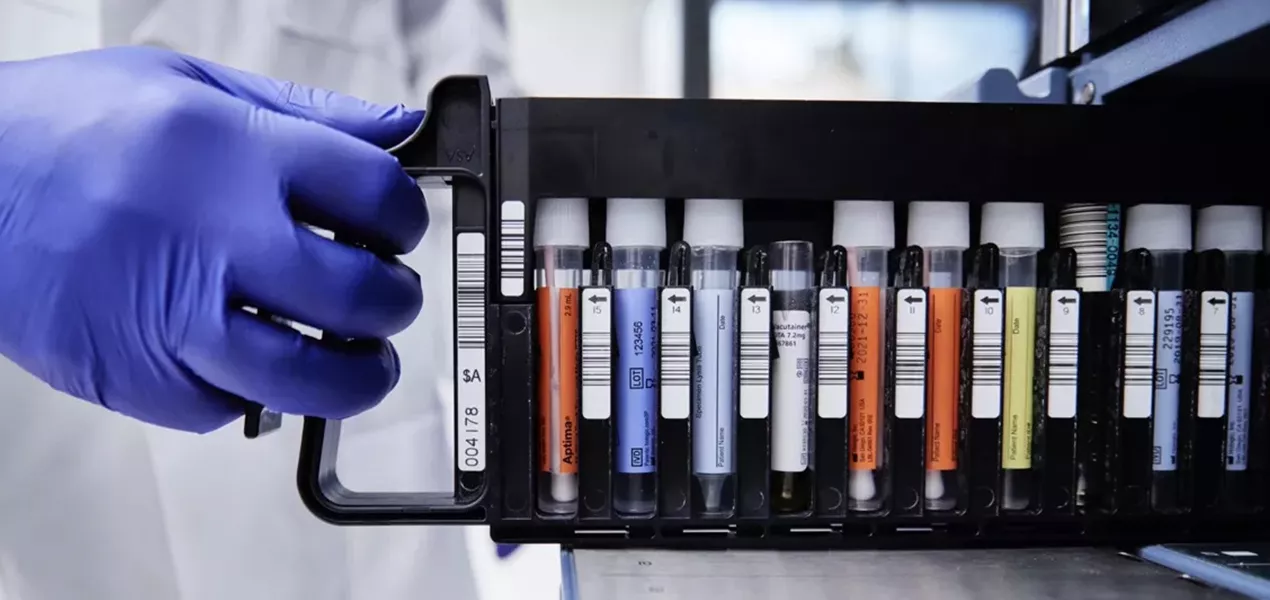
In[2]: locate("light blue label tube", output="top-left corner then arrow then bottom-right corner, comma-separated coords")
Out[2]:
1227,291 -> 1254,471
615,288 -> 659,474
1153,290 -> 1183,471
692,289 -> 736,475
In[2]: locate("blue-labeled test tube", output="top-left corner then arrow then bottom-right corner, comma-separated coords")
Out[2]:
1125,204 -> 1191,510
684,199 -> 744,517
609,197 -> 667,517
1197,205 -> 1262,502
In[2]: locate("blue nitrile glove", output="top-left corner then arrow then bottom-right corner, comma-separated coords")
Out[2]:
0,46 -> 427,432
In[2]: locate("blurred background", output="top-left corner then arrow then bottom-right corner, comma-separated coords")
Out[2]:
0,1 -> 1040,599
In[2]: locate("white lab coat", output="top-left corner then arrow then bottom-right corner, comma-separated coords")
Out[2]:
0,0 -> 516,598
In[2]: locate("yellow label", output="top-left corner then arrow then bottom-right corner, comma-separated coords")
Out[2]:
1002,287 -> 1036,470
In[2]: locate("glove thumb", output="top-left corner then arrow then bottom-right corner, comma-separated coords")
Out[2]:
178,54 -> 424,148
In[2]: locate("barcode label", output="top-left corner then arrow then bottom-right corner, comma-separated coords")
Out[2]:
660,287 -> 692,419
1047,290 -> 1080,419
1198,291 -> 1230,419
972,290 -> 1004,419
739,288 -> 772,419
817,288 -> 850,419
499,200 -> 526,298
1060,204 -> 1117,292
456,233 -> 486,472
1122,290 -> 1156,419
895,289 -> 927,419
581,288 -> 613,420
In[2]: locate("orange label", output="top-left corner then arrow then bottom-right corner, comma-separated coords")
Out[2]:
927,288 -> 961,471
849,287 -> 882,470
536,288 -> 579,474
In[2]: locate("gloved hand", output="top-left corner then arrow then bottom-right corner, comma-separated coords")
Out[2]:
0,46 -> 427,433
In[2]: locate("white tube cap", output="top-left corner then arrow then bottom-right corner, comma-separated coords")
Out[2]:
606,198 -> 667,248
833,200 -> 895,248
1197,205 -> 1263,252
981,202 -> 1045,249
907,201 -> 970,249
1125,204 -> 1191,252
534,197 -> 589,248
683,199 -> 744,248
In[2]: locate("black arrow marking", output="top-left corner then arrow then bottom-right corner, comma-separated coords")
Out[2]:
826,295 -> 845,304
669,294 -> 686,304
588,294 -> 607,304
904,294 -> 924,305
1057,296 -> 1076,306
1133,296 -> 1154,306
1208,296 -> 1228,306
853,371 -> 866,380
748,294 -> 767,304
980,295 -> 1000,305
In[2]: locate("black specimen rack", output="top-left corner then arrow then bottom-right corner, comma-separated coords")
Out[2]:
291,74 -> 1270,549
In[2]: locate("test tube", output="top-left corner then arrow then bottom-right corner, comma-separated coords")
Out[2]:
685,199 -> 744,517
1197,205 -> 1262,499
770,240 -> 816,514
1125,205 -> 1191,510
835,200 -> 895,512
1059,204 -> 1121,293
982,202 -> 1044,511
534,198 -> 589,515
609,197 -> 667,517
908,201 -> 970,511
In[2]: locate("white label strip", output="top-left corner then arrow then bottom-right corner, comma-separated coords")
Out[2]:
739,288 -> 772,419
817,288 -> 850,419
660,287 -> 692,419
1122,290 -> 1156,419
580,288 -> 613,420
972,290 -> 1004,419
895,289 -> 927,419
1198,290 -> 1231,419
455,232 -> 487,472
498,200 -> 526,298
1047,290 -> 1080,419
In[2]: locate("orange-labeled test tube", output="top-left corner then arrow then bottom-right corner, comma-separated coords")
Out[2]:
908,201 -> 970,511
534,198 -> 589,516
836,200 -> 896,513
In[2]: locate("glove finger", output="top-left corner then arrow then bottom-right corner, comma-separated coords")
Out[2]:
182,309 -> 400,420
234,226 -> 423,339
262,110 -> 428,255
174,53 -> 423,148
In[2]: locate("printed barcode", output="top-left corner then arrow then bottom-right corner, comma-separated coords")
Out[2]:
1060,204 -> 1113,291
1123,334 -> 1155,385
895,333 -> 926,384
819,332 -> 849,385
1199,334 -> 1228,385
973,334 -> 1004,385
971,290 -> 1004,419
894,290 -> 927,419
1049,333 -> 1079,385
1198,291 -> 1230,418
1047,291 -> 1080,419
582,333 -> 612,387
739,288 -> 772,419
499,201 -> 527,297
455,233 -> 487,472
661,332 -> 692,386
457,236 -> 486,350
1122,290 -> 1156,419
